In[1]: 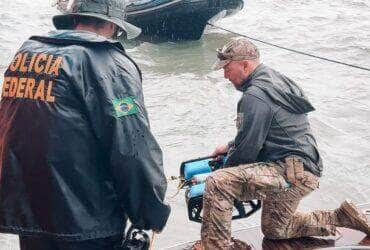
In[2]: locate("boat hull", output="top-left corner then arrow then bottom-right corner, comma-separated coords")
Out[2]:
126,0 -> 244,40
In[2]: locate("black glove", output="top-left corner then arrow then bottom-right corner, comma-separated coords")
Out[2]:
115,226 -> 150,250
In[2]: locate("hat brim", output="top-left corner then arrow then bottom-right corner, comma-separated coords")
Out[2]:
53,13 -> 141,40
212,59 -> 231,71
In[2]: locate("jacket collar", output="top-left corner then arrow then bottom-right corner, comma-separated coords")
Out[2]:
30,30 -> 125,51
47,30 -> 116,43
237,63 -> 265,92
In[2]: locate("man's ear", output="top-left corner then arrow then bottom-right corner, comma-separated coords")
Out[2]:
243,60 -> 249,72
109,23 -> 116,32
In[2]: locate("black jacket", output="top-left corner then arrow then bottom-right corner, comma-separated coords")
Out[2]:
0,30 -> 170,240
226,64 -> 323,176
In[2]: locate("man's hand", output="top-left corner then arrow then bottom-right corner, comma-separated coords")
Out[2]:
284,157 -> 304,185
211,144 -> 229,157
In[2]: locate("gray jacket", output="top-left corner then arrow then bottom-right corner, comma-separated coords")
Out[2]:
226,64 -> 323,176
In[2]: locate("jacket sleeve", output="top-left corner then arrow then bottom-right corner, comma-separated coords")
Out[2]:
108,107 -> 171,231
82,50 -> 170,231
226,93 -> 273,166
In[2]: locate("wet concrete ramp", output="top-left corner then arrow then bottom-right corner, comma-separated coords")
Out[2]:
167,203 -> 370,250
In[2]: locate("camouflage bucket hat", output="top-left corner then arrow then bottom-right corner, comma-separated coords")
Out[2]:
213,37 -> 260,70
53,0 -> 141,40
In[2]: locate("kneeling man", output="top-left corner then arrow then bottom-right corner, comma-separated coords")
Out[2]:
201,37 -> 370,249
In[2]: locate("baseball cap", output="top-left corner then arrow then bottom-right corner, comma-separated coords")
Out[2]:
213,37 -> 260,70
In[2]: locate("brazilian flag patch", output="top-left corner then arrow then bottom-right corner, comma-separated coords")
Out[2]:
112,96 -> 138,118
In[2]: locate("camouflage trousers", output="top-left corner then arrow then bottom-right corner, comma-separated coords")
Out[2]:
201,159 -> 336,250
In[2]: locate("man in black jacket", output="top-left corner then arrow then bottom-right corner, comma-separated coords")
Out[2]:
0,0 -> 170,249
200,37 -> 370,249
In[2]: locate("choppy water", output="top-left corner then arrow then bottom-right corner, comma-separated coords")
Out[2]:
1,0 -> 370,249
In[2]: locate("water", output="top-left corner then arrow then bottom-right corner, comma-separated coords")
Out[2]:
0,0 -> 370,249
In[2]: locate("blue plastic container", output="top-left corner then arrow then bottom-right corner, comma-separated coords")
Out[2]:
184,159 -> 212,180
187,183 -> 205,199
191,173 -> 210,184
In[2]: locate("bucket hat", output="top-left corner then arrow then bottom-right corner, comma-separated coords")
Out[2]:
53,0 -> 141,40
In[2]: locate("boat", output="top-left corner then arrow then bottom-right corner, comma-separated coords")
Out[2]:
125,0 -> 244,40
167,203 -> 370,250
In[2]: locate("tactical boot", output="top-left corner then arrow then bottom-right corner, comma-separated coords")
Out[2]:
334,200 -> 370,235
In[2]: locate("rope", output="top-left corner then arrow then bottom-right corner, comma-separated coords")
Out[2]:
168,181 -> 186,200
207,22 -> 370,72
167,177 -> 187,201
